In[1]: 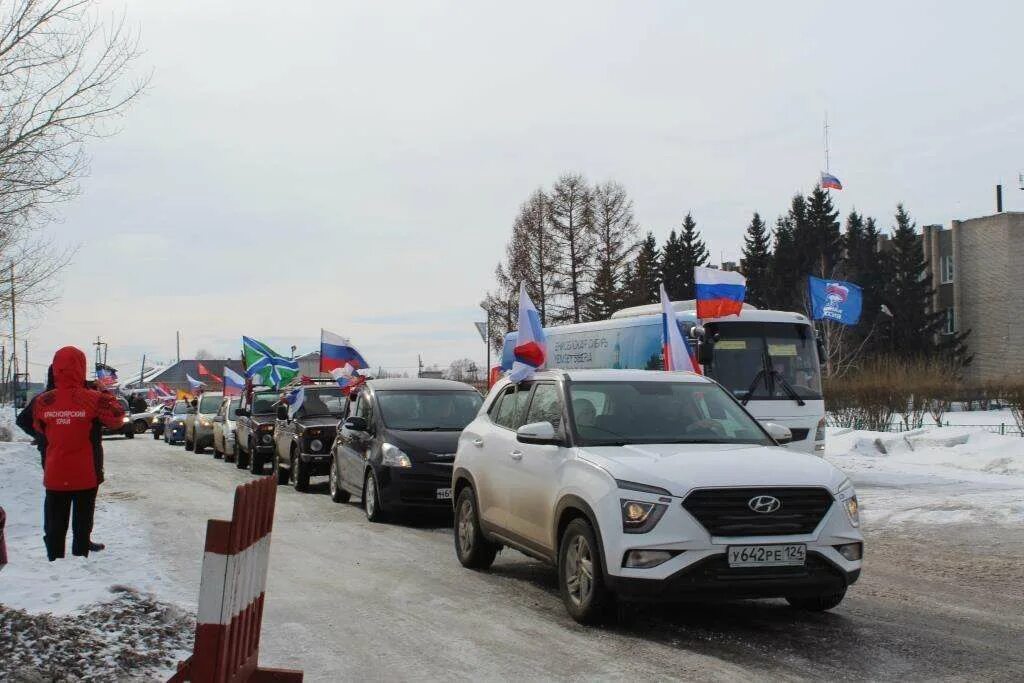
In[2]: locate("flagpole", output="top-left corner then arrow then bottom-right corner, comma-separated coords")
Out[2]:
823,111 -> 830,173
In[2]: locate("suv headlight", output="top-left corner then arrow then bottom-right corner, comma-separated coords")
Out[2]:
200,418 -> 212,428
620,499 -> 668,534
836,479 -> 860,528
381,442 -> 412,468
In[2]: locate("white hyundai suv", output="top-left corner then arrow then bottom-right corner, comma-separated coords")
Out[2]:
452,369 -> 862,624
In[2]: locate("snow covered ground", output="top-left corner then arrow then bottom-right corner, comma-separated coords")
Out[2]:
826,414 -> 1024,528
0,430 -> 193,680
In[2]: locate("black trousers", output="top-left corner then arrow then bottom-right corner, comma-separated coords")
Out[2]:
44,488 -> 98,560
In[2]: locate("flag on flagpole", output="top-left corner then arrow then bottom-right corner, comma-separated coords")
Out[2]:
320,329 -> 368,374
660,284 -> 700,373
509,283 -> 547,383
820,171 -> 843,190
223,366 -> 245,396
242,336 -> 299,388
694,266 -> 746,320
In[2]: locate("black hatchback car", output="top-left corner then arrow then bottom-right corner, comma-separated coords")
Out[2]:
330,378 -> 483,522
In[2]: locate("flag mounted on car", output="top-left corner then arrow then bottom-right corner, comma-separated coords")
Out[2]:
694,266 -> 746,320
223,366 -> 245,396
96,364 -> 118,387
197,362 -> 221,383
330,364 -> 366,394
186,373 -> 205,392
509,283 -> 547,383
659,284 -> 700,374
320,329 -> 368,374
242,336 -> 299,388
285,387 -> 304,418
809,276 -> 863,325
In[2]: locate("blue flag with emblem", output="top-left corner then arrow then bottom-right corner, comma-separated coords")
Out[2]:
808,276 -> 863,325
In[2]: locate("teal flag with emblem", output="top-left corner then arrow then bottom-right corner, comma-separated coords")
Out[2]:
242,336 -> 299,388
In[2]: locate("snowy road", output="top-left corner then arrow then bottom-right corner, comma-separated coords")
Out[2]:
6,435 -> 1024,681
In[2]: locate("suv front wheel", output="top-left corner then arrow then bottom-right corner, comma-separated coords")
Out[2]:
558,518 -> 613,625
454,487 -> 498,569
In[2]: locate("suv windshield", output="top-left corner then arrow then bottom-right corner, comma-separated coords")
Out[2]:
251,392 -> 279,414
172,401 -> 189,415
704,322 -> 822,401
296,387 -> 347,417
377,390 -> 483,431
568,380 -> 771,446
198,395 -> 222,413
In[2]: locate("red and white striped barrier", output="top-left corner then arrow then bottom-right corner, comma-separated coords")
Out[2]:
170,476 -> 302,682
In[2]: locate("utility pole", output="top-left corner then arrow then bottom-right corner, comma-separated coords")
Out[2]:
139,353 -> 147,387
10,264 -> 16,398
176,331 -> 181,363
23,339 -> 28,385
93,336 -> 104,371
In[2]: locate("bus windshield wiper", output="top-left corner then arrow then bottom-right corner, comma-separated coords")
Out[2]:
742,369 -> 768,406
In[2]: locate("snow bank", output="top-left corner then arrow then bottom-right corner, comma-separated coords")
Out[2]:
826,421 -> 1024,528
0,441 -> 185,615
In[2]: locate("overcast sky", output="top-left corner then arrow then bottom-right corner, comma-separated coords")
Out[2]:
16,0 -> 1024,380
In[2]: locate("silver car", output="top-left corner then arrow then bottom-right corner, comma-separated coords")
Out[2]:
185,392 -> 223,454
213,396 -> 240,461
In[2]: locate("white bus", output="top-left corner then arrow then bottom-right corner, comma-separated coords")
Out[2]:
500,300 -> 825,454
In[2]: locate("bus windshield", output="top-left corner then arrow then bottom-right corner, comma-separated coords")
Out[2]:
704,322 -> 822,401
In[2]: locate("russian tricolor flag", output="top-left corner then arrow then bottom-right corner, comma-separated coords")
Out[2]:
694,266 -> 746,320
660,284 -> 699,374
820,171 -> 843,190
320,329 -> 368,374
223,366 -> 245,397
509,283 -> 546,383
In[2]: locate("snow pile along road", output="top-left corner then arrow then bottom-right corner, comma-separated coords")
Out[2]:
0,439 -> 194,680
0,586 -> 193,681
826,423 -> 1024,527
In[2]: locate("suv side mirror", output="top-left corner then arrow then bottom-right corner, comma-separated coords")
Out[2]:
516,421 -> 560,445
763,421 -> 793,444
816,337 -> 827,366
236,408 -> 249,417
343,416 -> 369,434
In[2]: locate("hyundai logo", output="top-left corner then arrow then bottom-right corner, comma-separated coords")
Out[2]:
748,495 -> 782,514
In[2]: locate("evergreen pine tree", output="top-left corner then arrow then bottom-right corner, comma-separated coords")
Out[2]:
675,212 -> 709,299
800,186 -> 843,278
767,195 -> 806,310
844,212 -> 887,349
622,232 -> 660,307
741,212 -> 772,307
886,204 -> 944,358
660,229 -> 686,299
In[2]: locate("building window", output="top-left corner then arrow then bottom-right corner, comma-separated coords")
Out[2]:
944,308 -> 955,335
940,255 -> 954,284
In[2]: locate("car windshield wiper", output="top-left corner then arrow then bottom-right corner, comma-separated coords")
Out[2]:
741,369 -> 768,406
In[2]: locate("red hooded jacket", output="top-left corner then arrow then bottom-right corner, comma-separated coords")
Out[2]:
32,346 -> 125,491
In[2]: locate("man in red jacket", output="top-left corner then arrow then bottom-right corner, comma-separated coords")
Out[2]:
33,346 -> 125,561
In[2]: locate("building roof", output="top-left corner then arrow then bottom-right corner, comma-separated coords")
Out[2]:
148,359 -> 245,386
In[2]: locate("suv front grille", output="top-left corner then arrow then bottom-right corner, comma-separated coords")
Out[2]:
682,487 -> 833,536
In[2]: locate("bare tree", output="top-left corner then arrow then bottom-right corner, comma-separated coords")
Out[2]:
587,180 -> 639,320
194,348 -> 214,360
548,173 -> 594,323
0,0 -> 147,318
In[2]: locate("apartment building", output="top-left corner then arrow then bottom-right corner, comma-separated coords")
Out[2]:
922,212 -> 1024,383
